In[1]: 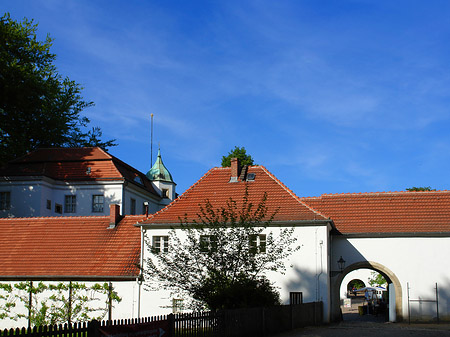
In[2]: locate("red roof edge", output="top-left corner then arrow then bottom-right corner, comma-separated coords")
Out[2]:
259,166 -> 329,220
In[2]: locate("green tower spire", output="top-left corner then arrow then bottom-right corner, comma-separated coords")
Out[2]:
146,148 -> 173,182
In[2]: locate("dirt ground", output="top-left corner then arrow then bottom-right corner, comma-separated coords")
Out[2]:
275,296 -> 450,337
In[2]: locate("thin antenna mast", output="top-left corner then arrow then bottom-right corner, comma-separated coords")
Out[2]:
151,113 -> 154,165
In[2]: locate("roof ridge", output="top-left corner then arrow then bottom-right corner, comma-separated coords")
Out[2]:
318,190 -> 450,197
259,166 -> 329,220
142,167 -> 216,223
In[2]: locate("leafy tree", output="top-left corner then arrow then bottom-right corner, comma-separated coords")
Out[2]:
368,272 -> 387,287
406,186 -> 435,191
144,189 -> 299,310
0,13 -> 116,164
221,146 -> 254,167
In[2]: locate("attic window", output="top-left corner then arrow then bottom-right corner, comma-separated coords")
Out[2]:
246,173 -> 256,181
134,176 -> 143,184
86,167 -> 91,175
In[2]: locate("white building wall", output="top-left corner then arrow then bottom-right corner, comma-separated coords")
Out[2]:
0,179 -> 164,218
333,235 -> 450,322
140,224 -> 332,322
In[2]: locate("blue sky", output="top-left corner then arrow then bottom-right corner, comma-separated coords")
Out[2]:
4,1 -> 450,197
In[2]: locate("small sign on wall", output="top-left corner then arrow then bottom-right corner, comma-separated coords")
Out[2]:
344,298 -> 352,308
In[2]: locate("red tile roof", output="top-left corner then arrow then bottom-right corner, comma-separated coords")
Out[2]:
0,147 -> 159,196
0,215 -> 144,280
141,166 -> 328,225
302,191 -> 450,234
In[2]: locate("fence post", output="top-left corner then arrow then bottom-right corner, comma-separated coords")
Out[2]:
168,313 -> 174,337
88,320 -> 100,337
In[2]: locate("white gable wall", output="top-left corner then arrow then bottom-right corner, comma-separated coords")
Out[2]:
140,223 -> 332,322
332,235 -> 450,322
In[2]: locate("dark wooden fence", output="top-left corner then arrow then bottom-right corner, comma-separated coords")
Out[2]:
1,302 -> 323,337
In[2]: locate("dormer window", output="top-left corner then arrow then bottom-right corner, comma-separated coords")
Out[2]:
162,188 -> 170,198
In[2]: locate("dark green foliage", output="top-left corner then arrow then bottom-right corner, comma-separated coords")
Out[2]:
221,146 -> 254,167
194,273 -> 280,310
0,13 -> 116,164
406,186 -> 436,191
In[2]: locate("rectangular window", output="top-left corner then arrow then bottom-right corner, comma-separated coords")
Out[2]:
92,195 -> 104,213
162,188 -> 169,198
55,203 -> 63,214
130,198 -> 136,215
152,236 -> 169,253
290,292 -> 303,305
46,199 -> 51,210
0,192 -> 11,210
64,195 -> 76,213
250,234 -> 266,254
172,299 -> 184,314
200,235 -> 218,253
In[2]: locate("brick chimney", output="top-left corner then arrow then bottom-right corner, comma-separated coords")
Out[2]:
230,158 -> 241,183
109,204 -> 122,228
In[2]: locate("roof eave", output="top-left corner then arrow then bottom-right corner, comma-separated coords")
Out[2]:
138,219 -> 333,229
0,275 -> 139,282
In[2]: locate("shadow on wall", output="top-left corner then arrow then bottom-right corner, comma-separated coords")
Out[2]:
284,267 -> 327,304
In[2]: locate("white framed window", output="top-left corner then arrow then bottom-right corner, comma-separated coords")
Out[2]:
92,195 -> 104,213
172,298 -> 184,314
200,235 -> 218,253
152,236 -> 169,253
0,192 -> 11,210
250,234 -> 266,253
130,198 -> 136,215
64,195 -> 76,213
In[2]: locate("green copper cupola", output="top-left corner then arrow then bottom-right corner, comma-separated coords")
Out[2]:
146,149 -> 174,183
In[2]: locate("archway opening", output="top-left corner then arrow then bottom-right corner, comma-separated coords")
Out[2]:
346,279 -> 365,297
331,261 -> 402,323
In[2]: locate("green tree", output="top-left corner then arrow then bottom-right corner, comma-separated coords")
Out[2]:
368,272 -> 387,287
144,189 -> 299,310
406,186 -> 436,191
0,13 -> 116,164
221,146 -> 254,167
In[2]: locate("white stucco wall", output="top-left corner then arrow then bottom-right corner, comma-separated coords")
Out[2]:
0,178 -> 164,218
332,235 -> 450,322
140,223 -> 332,322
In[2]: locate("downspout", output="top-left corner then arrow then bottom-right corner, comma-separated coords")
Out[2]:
315,228 -> 323,302
137,226 -> 145,318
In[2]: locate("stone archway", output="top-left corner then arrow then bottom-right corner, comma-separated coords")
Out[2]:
330,261 -> 403,322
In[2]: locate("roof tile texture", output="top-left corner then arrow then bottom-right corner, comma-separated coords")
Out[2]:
0,147 -> 158,196
142,166 -> 327,224
0,215 -> 144,279
302,191 -> 450,234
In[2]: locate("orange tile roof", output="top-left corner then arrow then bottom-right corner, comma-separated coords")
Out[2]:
302,191 -> 450,234
0,215 -> 144,280
0,147 -> 159,196
141,166 -> 328,225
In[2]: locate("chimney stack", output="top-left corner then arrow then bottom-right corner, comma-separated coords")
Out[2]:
230,158 -> 241,183
109,204 -> 122,228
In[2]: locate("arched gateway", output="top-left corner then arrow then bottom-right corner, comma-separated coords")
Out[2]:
330,261 -> 402,322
